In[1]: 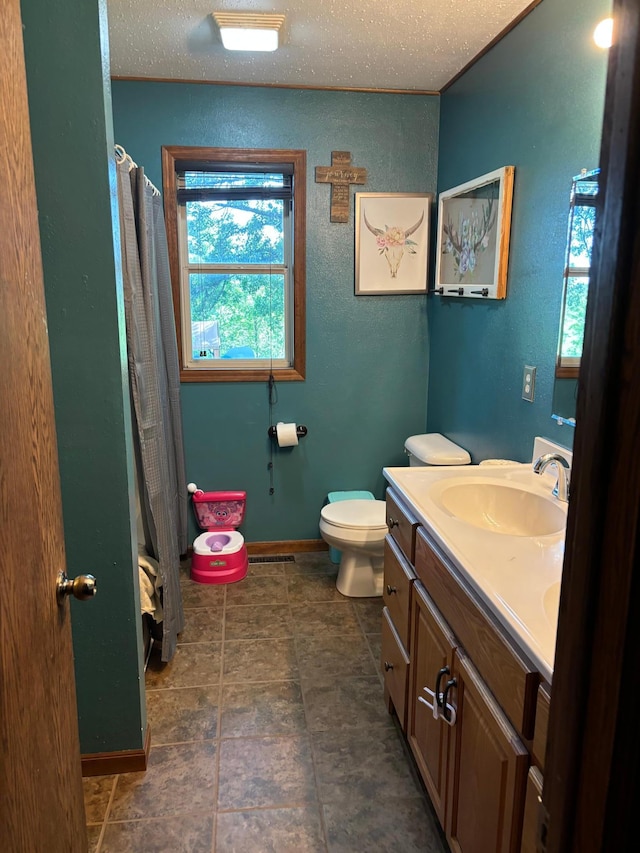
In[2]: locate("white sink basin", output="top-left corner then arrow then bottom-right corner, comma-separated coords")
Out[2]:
434,481 -> 566,537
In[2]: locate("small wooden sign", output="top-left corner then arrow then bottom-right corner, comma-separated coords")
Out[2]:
315,151 -> 367,223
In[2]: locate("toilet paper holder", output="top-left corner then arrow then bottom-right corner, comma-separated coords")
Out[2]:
268,424 -> 308,439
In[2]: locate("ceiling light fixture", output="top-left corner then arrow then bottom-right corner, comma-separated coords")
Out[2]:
212,12 -> 285,52
593,17 -> 614,49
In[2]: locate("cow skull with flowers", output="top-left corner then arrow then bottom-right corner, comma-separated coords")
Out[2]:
363,209 -> 424,278
441,196 -> 496,281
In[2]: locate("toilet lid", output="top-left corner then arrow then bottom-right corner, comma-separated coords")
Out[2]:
193,529 -> 244,555
320,499 -> 387,530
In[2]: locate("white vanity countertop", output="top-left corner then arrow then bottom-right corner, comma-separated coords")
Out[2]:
383,463 -> 566,684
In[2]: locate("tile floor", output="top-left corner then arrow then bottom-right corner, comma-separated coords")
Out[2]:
84,552 -> 449,852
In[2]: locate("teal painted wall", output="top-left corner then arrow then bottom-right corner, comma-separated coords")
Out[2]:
21,0 -> 146,752
112,83 -> 439,541
429,0 -> 610,461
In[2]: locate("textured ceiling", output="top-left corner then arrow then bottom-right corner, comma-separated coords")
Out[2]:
106,0 -> 537,92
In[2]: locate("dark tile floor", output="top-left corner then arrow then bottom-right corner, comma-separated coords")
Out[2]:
84,552 -> 449,852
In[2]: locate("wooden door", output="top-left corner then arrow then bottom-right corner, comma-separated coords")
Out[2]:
446,650 -> 528,853
407,581 -> 456,827
543,2 -> 640,849
0,1 -> 87,850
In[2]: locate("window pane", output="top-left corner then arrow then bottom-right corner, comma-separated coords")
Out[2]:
568,205 -> 596,268
189,273 -> 285,360
184,171 -> 285,189
186,199 -> 284,265
561,276 -> 590,358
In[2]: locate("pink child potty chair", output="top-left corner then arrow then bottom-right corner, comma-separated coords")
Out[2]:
187,483 -> 248,584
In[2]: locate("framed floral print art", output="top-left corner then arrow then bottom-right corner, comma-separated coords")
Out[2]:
355,193 -> 433,295
435,166 -> 515,299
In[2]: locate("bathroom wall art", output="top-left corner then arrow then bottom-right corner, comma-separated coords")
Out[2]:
315,150 -> 367,223
355,192 -> 433,295
434,166 -> 515,299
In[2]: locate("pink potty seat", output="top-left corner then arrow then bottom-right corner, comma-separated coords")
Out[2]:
188,485 -> 248,585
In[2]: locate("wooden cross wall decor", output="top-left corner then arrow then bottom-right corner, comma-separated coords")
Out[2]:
315,151 -> 367,223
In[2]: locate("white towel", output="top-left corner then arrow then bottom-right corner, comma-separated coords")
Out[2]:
138,548 -> 163,623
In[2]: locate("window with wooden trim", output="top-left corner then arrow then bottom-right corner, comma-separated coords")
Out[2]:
162,147 -> 306,382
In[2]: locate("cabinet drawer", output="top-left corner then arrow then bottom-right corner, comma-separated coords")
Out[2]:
385,487 -> 419,564
383,535 -> 415,650
381,606 -> 410,730
415,527 -> 539,739
532,683 -> 550,770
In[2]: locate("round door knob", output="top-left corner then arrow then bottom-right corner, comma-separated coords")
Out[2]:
386,585 -> 397,596
384,661 -> 394,672
387,517 -> 398,529
57,571 -> 97,604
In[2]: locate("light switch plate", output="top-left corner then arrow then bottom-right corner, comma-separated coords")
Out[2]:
522,365 -> 536,402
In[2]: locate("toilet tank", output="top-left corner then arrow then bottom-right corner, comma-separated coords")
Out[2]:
191,490 -> 247,530
404,433 -> 471,466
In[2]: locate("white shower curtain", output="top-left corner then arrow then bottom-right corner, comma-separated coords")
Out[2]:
116,153 -> 187,662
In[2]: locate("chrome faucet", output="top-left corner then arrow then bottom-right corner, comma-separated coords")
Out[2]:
533,453 -> 571,502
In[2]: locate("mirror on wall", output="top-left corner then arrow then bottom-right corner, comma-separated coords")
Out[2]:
552,376 -> 579,426
552,168 -> 600,424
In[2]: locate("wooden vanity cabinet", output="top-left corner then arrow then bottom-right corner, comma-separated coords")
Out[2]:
414,528 -> 539,740
381,486 -> 544,851
447,649 -> 529,853
381,489 -> 419,731
520,766 -> 544,853
408,580 -> 529,852
407,528 -> 533,853
408,580 -> 457,826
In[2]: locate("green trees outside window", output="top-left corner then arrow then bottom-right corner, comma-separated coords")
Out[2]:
557,170 -> 599,375
186,194 -> 286,360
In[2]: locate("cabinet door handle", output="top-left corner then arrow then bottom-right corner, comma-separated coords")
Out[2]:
442,677 -> 457,723
386,584 -> 397,596
387,517 -> 398,529
434,666 -> 450,708
384,661 -> 394,672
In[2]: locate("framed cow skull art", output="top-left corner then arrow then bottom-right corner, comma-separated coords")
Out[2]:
434,166 -> 515,299
355,192 -> 433,295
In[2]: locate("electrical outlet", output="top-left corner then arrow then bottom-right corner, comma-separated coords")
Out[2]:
522,365 -> 536,402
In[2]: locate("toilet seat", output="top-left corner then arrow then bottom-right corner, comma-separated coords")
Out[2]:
193,529 -> 245,555
320,499 -> 387,531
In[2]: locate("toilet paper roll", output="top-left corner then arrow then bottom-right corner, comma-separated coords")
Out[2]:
276,422 -> 299,447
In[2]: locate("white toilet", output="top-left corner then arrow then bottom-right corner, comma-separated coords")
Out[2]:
319,433 -> 470,597
320,499 -> 388,597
